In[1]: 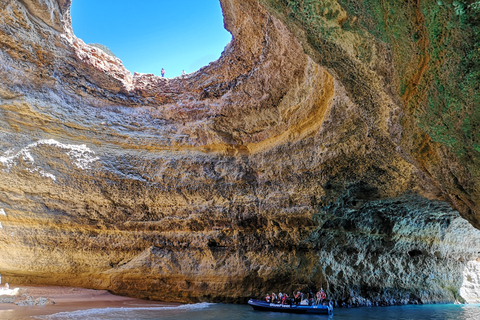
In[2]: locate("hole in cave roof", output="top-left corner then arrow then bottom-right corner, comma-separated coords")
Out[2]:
70,0 -> 232,78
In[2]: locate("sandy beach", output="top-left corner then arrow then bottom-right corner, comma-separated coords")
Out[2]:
0,285 -> 176,319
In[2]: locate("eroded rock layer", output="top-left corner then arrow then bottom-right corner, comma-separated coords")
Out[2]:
0,0 -> 479,305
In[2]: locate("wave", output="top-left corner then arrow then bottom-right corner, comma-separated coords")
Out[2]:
33,302 -> 215,319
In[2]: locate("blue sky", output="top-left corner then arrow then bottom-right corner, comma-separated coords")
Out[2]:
71,0 -> 232,78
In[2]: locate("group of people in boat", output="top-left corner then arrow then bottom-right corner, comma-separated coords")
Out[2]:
265,288 -> 327,306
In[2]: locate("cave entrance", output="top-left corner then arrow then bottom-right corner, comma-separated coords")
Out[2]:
70,0 -> 232,78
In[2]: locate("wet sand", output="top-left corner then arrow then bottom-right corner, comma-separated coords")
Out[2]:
0,285 -> 176,319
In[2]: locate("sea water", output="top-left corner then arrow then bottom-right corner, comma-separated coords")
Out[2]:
32,303 -> 480,320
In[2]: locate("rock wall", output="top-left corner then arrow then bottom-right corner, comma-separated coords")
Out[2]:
0,0 -> 479,305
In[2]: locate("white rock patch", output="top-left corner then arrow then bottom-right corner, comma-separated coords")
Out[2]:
0,139 -> 99,181
460,260 -> 480,303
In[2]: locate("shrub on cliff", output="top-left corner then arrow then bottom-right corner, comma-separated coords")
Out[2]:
88,43 -> 117,58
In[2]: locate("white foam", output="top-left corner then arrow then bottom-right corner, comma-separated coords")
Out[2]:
33,302 -> 215,319
0,209 -> 5,216
0,139 -> 99,180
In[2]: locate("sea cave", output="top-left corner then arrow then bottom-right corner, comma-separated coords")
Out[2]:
0,0 -> 480,306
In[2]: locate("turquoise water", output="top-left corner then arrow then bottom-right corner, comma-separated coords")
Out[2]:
33,303 -> 480,320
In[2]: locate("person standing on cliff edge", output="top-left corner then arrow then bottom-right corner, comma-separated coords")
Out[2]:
161,68 -> 165,77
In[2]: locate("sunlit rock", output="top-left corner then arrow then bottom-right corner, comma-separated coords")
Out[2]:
0,0 -> 479,306
460,260 -> 480,303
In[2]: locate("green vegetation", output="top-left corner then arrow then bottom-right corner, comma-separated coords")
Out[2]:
444,285 -> 466,303
270,0 -> 479,166
338,0 -> 416,95
261,0 -> 480,187
88,43 -> 117,58
418,0 -> 480,159
341,0 -> 480,161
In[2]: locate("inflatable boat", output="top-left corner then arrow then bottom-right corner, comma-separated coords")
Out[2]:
248,299 -> 333,315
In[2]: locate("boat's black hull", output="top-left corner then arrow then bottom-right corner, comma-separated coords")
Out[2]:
248,299 -> 333,315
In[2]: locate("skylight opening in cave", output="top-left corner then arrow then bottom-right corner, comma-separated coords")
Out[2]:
71,0 -> 232,78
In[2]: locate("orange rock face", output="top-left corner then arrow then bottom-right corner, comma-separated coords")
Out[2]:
0,0 -> 479,305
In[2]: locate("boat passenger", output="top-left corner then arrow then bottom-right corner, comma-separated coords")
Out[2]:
266,293 -> 271,303
294,291 -> 302,304
272,293 -> 277,303
316,288 -> 326,305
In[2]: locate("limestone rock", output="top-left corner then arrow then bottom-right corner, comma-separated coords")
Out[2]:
0,296 -> 15,303
14,294 -> 55,306
0,0 -> 479,306
0,287 -> 27,304
459,260 -> 480,304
